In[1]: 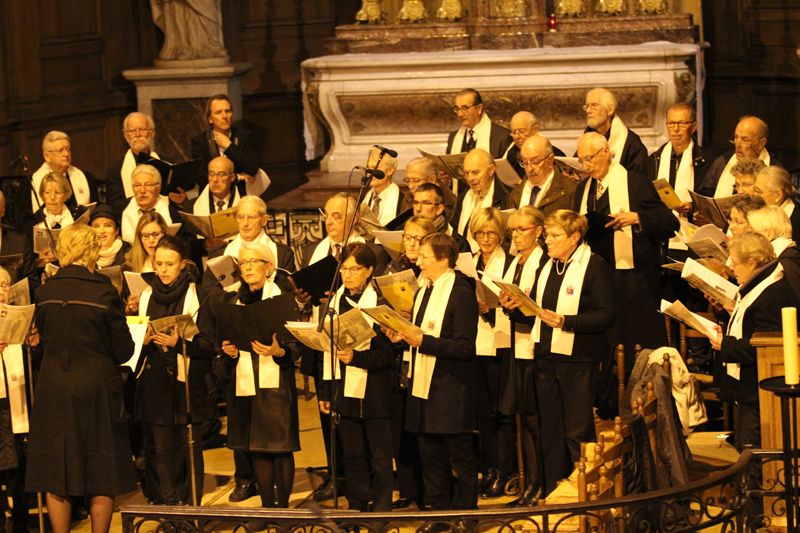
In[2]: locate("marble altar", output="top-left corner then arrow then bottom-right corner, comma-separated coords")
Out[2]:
302,42 -> 702,173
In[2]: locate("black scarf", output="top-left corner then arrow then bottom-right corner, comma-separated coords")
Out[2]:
237,282 -> 263,305
149,268 -> 192,318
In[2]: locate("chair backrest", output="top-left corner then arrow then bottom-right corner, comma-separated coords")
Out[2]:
615,344 -> 626,411
633,381 -> 659,468
675,311 -> 714,364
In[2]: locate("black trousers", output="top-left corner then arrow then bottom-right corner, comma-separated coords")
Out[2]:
313,374 -> 345,478
417,432 -> 478,510
534,357 -> 596,494
0,433 -> 29,528
476,355 -> 503,474
234,450 -> 254,483
613,269 -> 667,373
144,421 -> 206,505
734,402 -> 761,451
391,388 -> 424,500
339,416 -> 393,511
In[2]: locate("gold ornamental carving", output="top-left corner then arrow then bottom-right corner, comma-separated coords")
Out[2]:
437,0 -> 465,21
398,0 -> 429,22
355,0 -> 386,24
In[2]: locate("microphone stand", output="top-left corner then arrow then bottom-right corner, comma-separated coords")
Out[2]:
314,168 -> 374,509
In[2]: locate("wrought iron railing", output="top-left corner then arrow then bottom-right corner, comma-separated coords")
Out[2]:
120,449 -> 772,533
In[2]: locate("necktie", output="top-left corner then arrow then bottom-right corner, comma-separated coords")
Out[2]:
595,182 -> 605,200
138,208 -> 154,216
371,195 -> 381,218
333,243 -> 342,260
216,200 -> 225,213
529,185 -> 541,206
465,129 -> 476,151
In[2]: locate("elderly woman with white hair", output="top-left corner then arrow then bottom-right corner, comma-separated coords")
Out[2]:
753,165 -> 800,240
746,205 -> 800,297
25,224 -> 135,533
219,241 -> 300,508
709,232 -> 798,450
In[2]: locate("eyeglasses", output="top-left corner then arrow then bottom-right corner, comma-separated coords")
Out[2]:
666,121 -> 695,129
452,104 -> 479,114
124,127 -> 153,135
235,214 -> 262,222
474,231 -> 499,240
545,231 -> 567,240
417,253 -> 435,261
412,200 -> 441,207
402,234 -> 424,244
403,178 -> 426,185
208,171 -> 233,179
510,226 -> 536,235
582,103 -> 602,111
140,231 -> 164,241
238,259 -> 271,268
519,155 -> 550,168
0,283 -> 10,291
511,127 -> 533,136
730,135 -> 760,145
577,147 -> 606,166
46,146 -> 71,155
132,182 -> 160,190
318,208 -> 345,222
340,266 -> 366,275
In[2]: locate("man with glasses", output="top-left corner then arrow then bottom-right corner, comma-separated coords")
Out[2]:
506,135 -> 576,215
573,132 -> 678,374
121,164 -> 180,243
582,88 -> 648,178
412,183 -> 471,253
398,157 -> 457,220
445,88 -> 512,161
362,147 -> 402,226
503,111 -> 566,179
701,115 -> 779,198
106,112 -> 160,215
31,130 -> 97,212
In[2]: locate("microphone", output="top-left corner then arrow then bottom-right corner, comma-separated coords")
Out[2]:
8,154 -> 28,170
373,145 -> 398,158
354,166 -> 385,180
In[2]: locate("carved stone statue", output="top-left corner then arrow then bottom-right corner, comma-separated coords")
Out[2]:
437,0 -> 465,21
151,0 -> 229,66
398,0 -> 428,22
355,0 -> 386,24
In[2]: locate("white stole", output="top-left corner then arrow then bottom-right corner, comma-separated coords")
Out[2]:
139,281 -> 200,382
40,207 -> 75,229
121,196 -> 174,243
0,345 -> 29,434
498,246 -> 544,359
32,163 -> 91,207
578,161 -> 634,269
725,266 -> 783,380
475,248 -> 509,356
308,235 -> 365,266
321,284 -> 377,400
235,282 -> 284,396
713,149 -> 771,198
607,115 -> 630,166
364,183 -> 401,226
448,112 -> 493,155
772,236 -> 795,257
531,243 -> 592,356
656,141 -> 695,250
193,184 -> 241,217
781,198 -> 795,222
458,181 -> 495,252
121,149 -> 160,198
224,231 -> 278,278
410,269 -> 456,399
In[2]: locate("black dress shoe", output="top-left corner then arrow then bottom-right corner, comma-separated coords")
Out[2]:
417,521 -> 450,533
505,483 -> 542,507
481,472 -> 510,498
479,468 -> 498,494
392,497 -> 415,509
229,480 -> 256,502
312,478 -> 344,501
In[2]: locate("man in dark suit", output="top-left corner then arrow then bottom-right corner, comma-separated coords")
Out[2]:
189,94 -> 269,202
573,132 -> 678,372
450,149 -> 510,252
412,183 -> 471,253
582,88 -> 649,178
445,88 -> 512,160
105,112 -> 159,216
506,135 -> 576,216
362,148 -> 403,226
504,111 -> 566,179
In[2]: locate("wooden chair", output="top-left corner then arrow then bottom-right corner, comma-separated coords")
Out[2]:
614,343 -> 643,411
632,382 -> 659,469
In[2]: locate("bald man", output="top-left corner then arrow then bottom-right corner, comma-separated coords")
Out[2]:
451,148 -> 511,252
582,88 -> 649,177
700,115 -> 779,198
504,111 -> 566,178
573,132 -> 677,373
506,135 -> 575,215
106,112 -> 160,215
